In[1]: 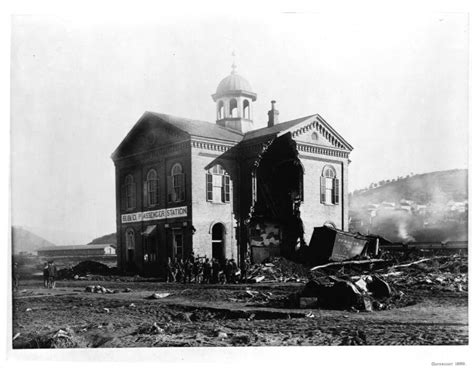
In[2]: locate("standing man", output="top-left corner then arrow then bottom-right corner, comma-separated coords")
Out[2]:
43,262 -> 49,288
202,258 -> 211,284
48,260 -> 57,289
12,262 -> 19,291
165,257 -> 174,283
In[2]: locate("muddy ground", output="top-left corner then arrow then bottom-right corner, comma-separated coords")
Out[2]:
12,273 -> 468,348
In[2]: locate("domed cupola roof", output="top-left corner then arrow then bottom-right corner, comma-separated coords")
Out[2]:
212,63 -> 257,101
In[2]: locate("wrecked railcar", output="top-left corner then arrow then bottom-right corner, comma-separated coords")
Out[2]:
300,225 -> 380,267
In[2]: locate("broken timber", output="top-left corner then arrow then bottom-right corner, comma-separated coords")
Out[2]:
310,258 -> 386,271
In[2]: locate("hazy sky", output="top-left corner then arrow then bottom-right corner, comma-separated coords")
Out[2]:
11,13 -> 468,244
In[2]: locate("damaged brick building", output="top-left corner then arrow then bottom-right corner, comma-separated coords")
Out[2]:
111,64 -> 353,275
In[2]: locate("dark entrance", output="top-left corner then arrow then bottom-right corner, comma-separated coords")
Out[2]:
211,223 -> 225,262
171,228 -> 184,261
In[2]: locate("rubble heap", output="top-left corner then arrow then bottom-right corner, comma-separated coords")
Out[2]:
248,257 -> 310,283
57,261 -> 114,279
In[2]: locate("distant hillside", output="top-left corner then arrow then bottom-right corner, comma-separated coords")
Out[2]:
12,226 -> 56,254
88,232 -> 117,245
349,169 -> 468,242
350,169 -> 467,209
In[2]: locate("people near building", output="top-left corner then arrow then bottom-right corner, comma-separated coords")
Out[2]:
175,259 -> 183,283
202,258 -> 211,284
166,257 -> 175,283
43,262 -> 49,288
12,262 -> 19,291
194,258 -> 203,284
183,259 -> 193,284
241,255 -> 250,283
211,258 -> 220,284
48,260 -> 57,289
112,63 -> 352,278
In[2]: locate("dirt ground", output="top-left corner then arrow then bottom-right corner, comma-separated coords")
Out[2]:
12,274 -> 468,348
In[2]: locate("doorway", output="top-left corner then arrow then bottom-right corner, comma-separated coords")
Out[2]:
171,228 -> 184,261
212,223 -> 225,262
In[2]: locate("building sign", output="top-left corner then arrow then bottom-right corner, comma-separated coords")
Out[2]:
121,206 -> 187,224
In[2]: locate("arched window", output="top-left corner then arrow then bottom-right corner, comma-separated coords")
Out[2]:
168,163 -> 185,202
217,101 -> 225,119
230,99 -> 238,117
243,100 -> 250,119
125,228 -> 135,262
145,169 -> 158,207
320,165 -> 340,205
206,164 -> 230,203
123,174 -> 136,210
311,132 -> 318,141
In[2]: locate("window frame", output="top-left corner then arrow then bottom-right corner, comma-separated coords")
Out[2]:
320,165 -> 340,205
124,174 -> 136,210
145,169 -> 159,207
168,163 -> 185,203
206,164 -> 230,203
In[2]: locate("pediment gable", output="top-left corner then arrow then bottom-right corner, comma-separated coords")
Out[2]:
111,113 -> 189,160
278,114 -> 353,151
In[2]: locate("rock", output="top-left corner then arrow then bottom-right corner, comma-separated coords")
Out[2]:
231,334 -> 250,345
217,332 -> 228,339
129,303 -> 136,308
25,308 -> 32,312
148,292 -> 170,299
123,288 -> 132,293
103,308 -> 110,313
151,322 -> 164,334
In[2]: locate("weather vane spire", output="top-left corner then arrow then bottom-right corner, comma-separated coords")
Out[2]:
231,50 -> 237,74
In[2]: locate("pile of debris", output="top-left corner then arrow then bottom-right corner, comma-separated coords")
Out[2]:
248,257 -> 310,283
234,289 -> 276,304
292,254 -> 468,311
296,273 -> 402,312
57,261 -> 114,280
84,285 -> 118,294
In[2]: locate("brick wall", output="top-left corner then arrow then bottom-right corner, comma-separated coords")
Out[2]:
190,146 -> 239,260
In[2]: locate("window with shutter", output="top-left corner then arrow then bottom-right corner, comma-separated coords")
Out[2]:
224,175 -> 230,202
124,174 -> 136,210
143,181 -> 148,207
321,165 -> 339,205
179,173 -> 185,201
146,169 -> 158,206
167,176 -> 173,202
121,184 -> 126,211
170,164 -> 185,203
206,173 -> 213,201
131,182 -> 136,208
320,176 -> 326,204
207,165 -> 229,203
334,178 -> 340,204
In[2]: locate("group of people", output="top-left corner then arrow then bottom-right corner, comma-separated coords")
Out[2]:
166,253 -> 251,284
43,260 -> 57,289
